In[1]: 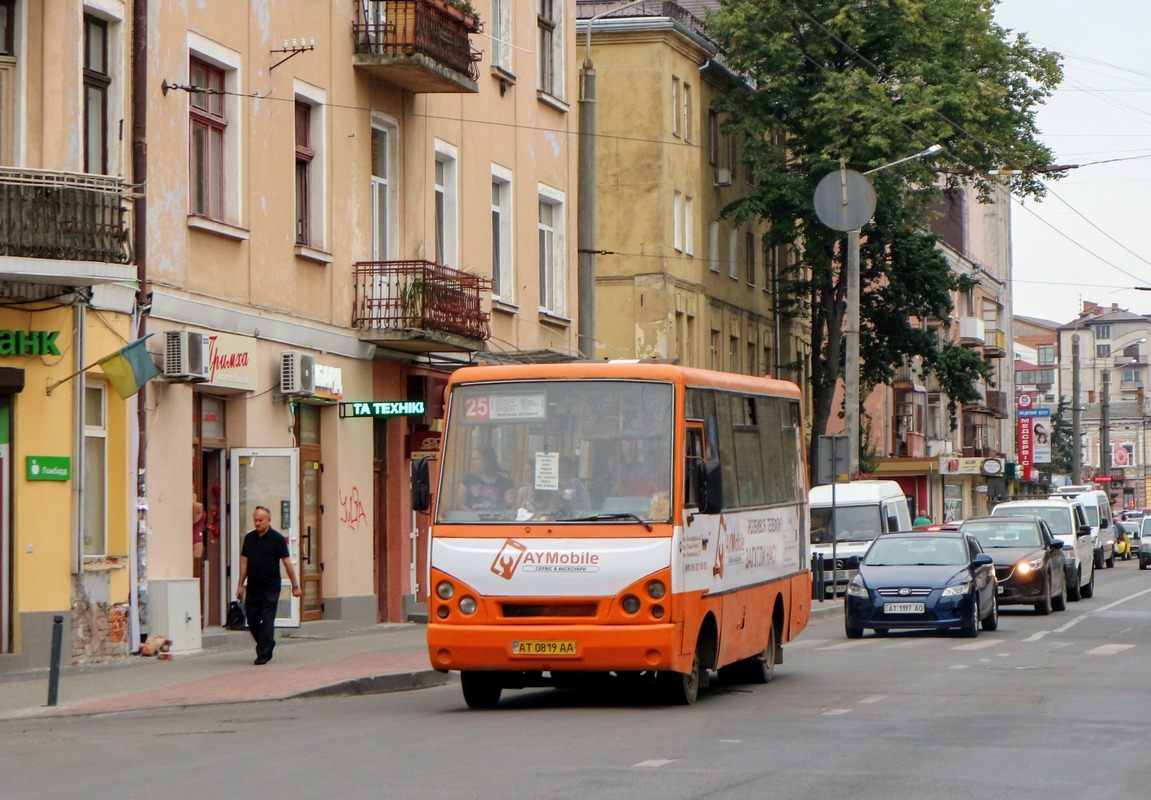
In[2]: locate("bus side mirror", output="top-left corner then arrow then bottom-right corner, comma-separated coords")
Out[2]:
696,459 -> 724,514
411,457 -> 431,512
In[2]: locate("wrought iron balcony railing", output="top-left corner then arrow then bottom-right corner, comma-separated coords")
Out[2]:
353,259 -> 491,345
575,0 -> 709,40
353,0 -> 482,91
0,167 -> 131,264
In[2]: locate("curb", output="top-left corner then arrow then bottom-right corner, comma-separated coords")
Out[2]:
291,669 -> 452,700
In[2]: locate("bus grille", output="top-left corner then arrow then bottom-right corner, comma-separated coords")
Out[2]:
502,603 -> 598,618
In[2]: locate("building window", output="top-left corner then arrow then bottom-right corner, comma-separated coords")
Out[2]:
84,15 -> 110,175
684,196 -> 694,256
189,57 -> 226,220
434,143 -> 458,266
747,341 -> 756,376
538,189 -> 565,314
537,0 -> 561,98
707,109 -> 719,166
1096,344 -> 1111,359
710,329 -> 720,371
83,384 -> 107,557
728,229 -> 738,279
1096,324 -> 1111,340
745,231 -> 756,286
491,0 -> 513,71
671,76 -> 680,137
729,335 -> 739,373
708,221 -> 719,272
673,191 -> 683,252
1037,344 -> 1055,366
295,102 -> 313,245
682,82 -> 692,143
371,120 -> 397,260
492,169 -> 513,300
0,0 -> 14,165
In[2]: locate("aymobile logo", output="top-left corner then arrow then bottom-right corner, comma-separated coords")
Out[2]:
492,538 -> 528,580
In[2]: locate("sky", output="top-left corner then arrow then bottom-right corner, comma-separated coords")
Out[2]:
991,1 -> 1151,326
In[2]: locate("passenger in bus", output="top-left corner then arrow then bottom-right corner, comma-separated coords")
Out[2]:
459,446 -> 515,510
558,456 -> 591,512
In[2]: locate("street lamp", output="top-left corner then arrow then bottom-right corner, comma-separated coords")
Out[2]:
814,144 -> 942,476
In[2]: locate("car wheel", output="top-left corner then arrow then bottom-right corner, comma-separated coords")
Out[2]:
1081,566 -> 1096,599
1141,558 -> 1149,571
960,597 -> 980,638
1094,550 -> 1104,570
845,620 -> 864,639
1067,568 -> 1083,601
1034,578 -> 1052,615
1052,576 -> 1067,612
982,594 -> 999,631
1106,549 -> 1116,569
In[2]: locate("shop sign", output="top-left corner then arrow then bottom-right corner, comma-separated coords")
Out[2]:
205,332 -> 258,390
0,330 -> 61,356
26,455 -> 70,481
407,431 -> 442,459
314,364 -> 343,400
339,400 -> 426,418
938,456 -> 985,475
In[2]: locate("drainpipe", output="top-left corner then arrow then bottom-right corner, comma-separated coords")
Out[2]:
130,0 -> 149,646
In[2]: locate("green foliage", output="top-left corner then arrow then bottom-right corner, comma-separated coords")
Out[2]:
1048,398 -> 1074,477
704,0 -> 1062,462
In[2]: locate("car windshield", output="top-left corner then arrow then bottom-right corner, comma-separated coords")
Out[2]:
994,505 -> 1072,535
810,504 -> 884,544
962,522 -> 1041,548
864,537 -> 968,566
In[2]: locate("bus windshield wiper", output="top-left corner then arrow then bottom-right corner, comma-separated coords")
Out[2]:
559,513 -> 653,532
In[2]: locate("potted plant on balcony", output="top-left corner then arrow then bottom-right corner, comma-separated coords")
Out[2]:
430,0 -> 481,31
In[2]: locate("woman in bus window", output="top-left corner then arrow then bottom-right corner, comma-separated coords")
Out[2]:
458,445 -> 515,510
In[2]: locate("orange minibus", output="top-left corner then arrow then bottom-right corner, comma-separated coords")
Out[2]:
414,361 -> 812,707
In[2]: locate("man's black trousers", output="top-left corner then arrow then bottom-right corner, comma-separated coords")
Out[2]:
245,588 -> 281,661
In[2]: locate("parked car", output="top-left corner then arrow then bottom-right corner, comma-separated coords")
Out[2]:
990,499 -> 1094,600
843,530 -> 998,638
1139,516 -> 1151,570
1050,487 -> 1115,569
1115,521 -> 1139,561
959,516 -> 1067,614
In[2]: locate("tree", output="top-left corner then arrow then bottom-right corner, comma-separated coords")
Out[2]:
705,0 -> 1063,474
1047,399 -> 1074,479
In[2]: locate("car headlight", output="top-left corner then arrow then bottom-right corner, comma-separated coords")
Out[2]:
942,582 -> 970,597
1016,557 -> 1044,575
846,579 -> 868,598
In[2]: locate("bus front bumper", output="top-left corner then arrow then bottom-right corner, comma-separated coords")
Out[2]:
427,622 -> 686,673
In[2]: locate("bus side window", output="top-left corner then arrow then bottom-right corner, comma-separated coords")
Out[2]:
685,424 -> 704,507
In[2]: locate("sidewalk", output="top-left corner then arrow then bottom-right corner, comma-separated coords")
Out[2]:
0,621 -> 445,721
0,601 -> 841,721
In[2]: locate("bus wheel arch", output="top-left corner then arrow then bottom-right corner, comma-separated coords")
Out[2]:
661,614 -> 718,705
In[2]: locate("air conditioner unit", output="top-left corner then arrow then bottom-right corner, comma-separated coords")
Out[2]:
281,351 -> 316,396
713,168 -> 732,187
163,330 -> 210,382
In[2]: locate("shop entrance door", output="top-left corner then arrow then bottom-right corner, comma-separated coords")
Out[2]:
230,448 -> 301,627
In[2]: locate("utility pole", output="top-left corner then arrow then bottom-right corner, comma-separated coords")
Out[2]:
1072,333 -> 1081,483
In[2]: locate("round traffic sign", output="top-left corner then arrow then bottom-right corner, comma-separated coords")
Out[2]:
814,169 -> 877,232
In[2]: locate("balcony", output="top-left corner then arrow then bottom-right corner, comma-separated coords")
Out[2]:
353,259 -> 491,353
983,327 -> 1005,358
352,0 -> 481,93
958,316 -> 985,347
0,167 -> 134,286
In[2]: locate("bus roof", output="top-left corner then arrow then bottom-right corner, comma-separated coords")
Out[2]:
446,361 -> 803,400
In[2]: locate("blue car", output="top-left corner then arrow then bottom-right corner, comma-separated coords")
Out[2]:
844,530 -> 999,638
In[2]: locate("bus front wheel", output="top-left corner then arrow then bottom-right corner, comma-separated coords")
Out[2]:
660,649 -> 701,705
460,671 -> 503,709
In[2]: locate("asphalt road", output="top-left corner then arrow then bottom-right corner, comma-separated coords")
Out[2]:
4,561 -> 1151,800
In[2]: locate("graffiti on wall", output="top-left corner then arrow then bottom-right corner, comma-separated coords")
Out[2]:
339,486 -> 368,530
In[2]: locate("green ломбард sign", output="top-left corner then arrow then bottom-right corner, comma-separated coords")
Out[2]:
26,456 -> 71,481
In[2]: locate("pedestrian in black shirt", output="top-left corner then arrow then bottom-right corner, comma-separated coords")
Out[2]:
236,506 -> 302,665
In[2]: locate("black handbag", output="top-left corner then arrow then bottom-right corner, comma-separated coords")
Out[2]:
226,600 -> 248,631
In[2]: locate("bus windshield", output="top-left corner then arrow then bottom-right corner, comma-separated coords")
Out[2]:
436,380 -> 674,524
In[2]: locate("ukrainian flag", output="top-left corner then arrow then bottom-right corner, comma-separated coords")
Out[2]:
98,334 -> 160,399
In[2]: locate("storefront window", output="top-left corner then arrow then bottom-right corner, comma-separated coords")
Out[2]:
83,384 -> 107,556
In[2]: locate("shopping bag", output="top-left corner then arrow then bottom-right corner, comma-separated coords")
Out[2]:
226,600 -> 248,631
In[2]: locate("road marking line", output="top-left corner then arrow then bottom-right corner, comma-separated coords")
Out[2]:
952,640 -> 997,651
822,709 -> 851,715
948,664 -> 970,670
819,640 -> 870,650
633,759 -> 675,768
1086,644 -> 1136,656
858,695 -> 886,704
1024,632 -> 1049,642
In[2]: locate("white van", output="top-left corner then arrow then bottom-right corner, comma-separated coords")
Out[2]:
1050,487 -> 1115,568
809,480 -> 912,593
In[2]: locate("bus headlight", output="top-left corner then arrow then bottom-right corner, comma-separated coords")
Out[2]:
651,605 -> 665,619
436,581 -> 455,600
459,596 -> 477,614
436,605 -> 449,619
621,595 -> 641,614
646,580 -> 667,599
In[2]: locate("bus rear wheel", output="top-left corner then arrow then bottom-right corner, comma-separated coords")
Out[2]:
460,672 -> 503,709
718,625 -> 777,685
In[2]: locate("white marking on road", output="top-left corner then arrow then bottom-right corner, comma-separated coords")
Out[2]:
1085,644 -> 1136,656
633,760 -> 675,768
952,640 -> 997,651
948,664 -> 970,670
858,695 -> 886,704
818,640 -> 871,650
822,709 -> 851,715
1024,631 -> 1048,642
718,740 -> 741,743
